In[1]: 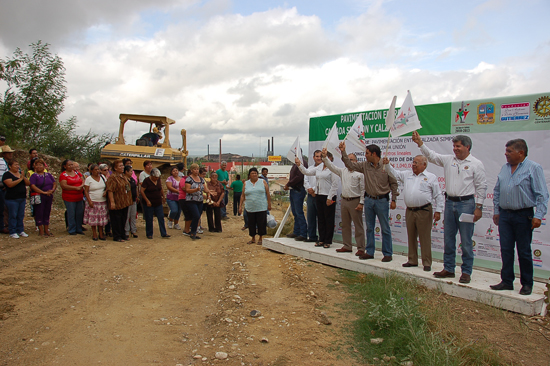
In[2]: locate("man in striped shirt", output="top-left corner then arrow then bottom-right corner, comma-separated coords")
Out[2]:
490,139 -> 548,296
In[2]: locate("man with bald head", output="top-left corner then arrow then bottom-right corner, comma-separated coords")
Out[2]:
383,155 -> 444,271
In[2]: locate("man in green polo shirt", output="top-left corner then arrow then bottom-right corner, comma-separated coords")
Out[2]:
216,161 -> 229,219
229,174 -> 243,216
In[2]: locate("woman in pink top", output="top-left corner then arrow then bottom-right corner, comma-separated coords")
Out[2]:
166,166 -> 182,230
178,169 -> 192,235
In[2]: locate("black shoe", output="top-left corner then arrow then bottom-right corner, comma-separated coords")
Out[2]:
147,236 -> 153,239
490,282 -> 513,291
519,285 -> 532,295
294,236 -> 306,241
99,236 -> 106,241
423,266 -> 431,272
162,235 -> 171,238
381,256 -> 393,262
286,233 -> 298,238
304,238 -> 318,242
132,233 -> 138,238
402,262 -> 418,267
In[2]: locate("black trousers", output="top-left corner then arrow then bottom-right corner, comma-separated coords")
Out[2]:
248,210 -> 267,237
206,205 -> 222,232
316,194 -> 336,244
233,192 -> 242,215
110,207 -> 129,241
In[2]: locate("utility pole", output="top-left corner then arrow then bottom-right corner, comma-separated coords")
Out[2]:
219,139 -> 222,167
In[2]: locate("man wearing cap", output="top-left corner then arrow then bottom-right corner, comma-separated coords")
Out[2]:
412,131 -> 487,284
0,145 -> 15,234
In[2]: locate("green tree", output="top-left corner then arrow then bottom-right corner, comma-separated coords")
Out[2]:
0,41 -> 66,148
0,41 -> 112,162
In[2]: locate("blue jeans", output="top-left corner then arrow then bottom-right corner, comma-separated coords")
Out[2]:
221,189 -> 229,217
306,194 -> 318,241
365,197 -> 392,256
187,201 -> 204,235
0,189 -> 5,231
167,199 -> 181,221
143,204 -> 167,237
443,198 -> 475,275
498,208 -> 534,287
64,200 -> 84,234
290,188 -> 307,237
5,198 -> 25,235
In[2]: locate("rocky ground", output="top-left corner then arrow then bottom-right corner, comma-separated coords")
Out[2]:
0,205 -> 358,366
1,202 -> 549,366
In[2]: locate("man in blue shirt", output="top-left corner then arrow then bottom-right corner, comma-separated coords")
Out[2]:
491,139 -> 549,296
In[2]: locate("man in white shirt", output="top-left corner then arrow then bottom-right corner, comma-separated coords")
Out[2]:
299,150 -> 323,243
322,148 -> 366,256
383,155 -> 444,271
412,131 -> 487,283
296,153 -> 340,247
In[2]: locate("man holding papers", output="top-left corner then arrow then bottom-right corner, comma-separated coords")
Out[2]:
412,131 -> 487,283
383,155 -> 444,271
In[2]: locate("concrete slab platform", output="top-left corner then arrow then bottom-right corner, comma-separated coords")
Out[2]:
263,237 -> 548,316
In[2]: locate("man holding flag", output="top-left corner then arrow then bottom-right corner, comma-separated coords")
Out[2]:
339,140 -> 398,262
412,131 -> 487,284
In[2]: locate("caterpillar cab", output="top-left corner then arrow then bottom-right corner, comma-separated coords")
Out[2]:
100,114 -> 188,173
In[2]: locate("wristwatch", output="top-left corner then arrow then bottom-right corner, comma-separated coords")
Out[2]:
476,204 -> 483,209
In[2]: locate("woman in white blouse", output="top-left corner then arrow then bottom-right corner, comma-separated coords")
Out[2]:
296,152 -> 340,248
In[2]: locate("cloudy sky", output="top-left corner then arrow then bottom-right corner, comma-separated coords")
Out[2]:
1,0 -> 549,157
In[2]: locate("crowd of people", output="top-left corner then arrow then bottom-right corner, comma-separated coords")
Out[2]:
285,133 -> 548,296
2,132 -> 546,296
0,141 -> 271,243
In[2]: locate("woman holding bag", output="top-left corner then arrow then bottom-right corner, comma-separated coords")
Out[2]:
205,172 -> 224,232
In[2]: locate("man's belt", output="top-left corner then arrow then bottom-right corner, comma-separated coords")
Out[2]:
499,207 -> 534,214
341,195 -> 360,201
407,203 -> 432,212
445,193 -> 474,202
365,193 -> 390,200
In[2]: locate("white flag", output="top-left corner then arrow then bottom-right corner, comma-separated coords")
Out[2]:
385,96 -> 397,131
390,90 -> 422,137
344,116 -> 367,151
322,122 -> 342,159
287,136 -> 303,165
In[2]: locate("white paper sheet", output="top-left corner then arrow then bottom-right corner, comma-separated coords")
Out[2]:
459,213 -> 475,223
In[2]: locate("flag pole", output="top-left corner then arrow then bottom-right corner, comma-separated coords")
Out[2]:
382,96 -> 397,172
383,132 -> 391,171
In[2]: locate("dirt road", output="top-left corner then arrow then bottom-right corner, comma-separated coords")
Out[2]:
0,208 -> 355,366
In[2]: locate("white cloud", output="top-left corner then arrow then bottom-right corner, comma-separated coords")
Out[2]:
2,1 -> 550,157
